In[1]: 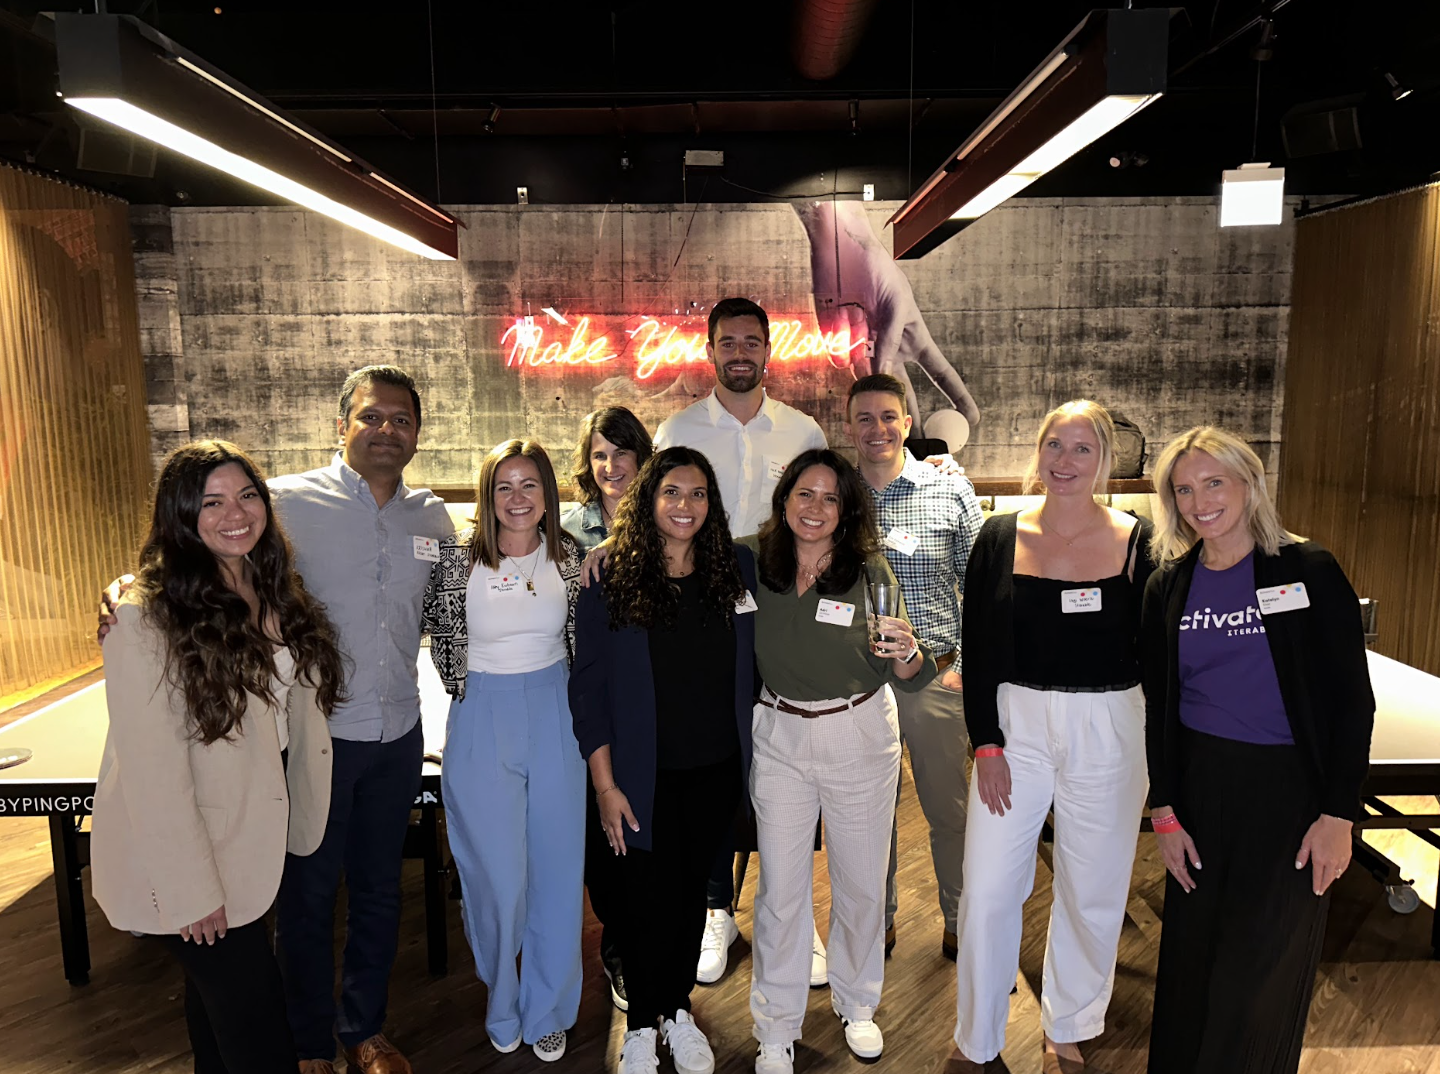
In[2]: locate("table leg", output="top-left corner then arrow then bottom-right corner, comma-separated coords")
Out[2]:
420,803 -> 447,977
48,813 -> 90,986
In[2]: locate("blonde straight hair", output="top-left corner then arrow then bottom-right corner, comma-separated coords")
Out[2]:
471,439 -> 564,570
1149,426 -> 1298,565
1022,399 -> 1116,496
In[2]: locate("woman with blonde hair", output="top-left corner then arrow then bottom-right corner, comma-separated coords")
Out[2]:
948,400 -> 1154,1074
422,439 -> 585,1063
1142,426 -> 1373,1074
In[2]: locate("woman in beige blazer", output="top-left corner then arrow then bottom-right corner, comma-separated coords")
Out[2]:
91,440 -> 346,1074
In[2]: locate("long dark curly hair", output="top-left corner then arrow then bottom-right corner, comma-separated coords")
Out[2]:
602,447 -> 746,630
133,440 -> 347,745
757,448 -> 881,596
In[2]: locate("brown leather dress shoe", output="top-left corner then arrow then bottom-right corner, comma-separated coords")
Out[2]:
343,1034 -> 413,1074
942,929 -> 959,961
298,1062 -> 336,1074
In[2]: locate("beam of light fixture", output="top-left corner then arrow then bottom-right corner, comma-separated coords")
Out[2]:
541,307 -> 569,326
66,97 -> 454,259
1383,73 -> 1413,102
1219,163 -> 1286,227
950,94 -> 1159,219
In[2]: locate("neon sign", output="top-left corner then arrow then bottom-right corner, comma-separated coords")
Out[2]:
501,315 -> 865,379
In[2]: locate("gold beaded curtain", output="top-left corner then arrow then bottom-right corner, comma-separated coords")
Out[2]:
0,164 -> 152,708
1280,182 -> 1440,677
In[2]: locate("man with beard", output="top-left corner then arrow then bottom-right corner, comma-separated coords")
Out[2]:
654,298 -> 827,538
653,297 -> 829,990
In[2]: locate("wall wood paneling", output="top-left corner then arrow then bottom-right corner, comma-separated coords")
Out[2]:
0,165 -> 152,707
1279,183 -> 1440,675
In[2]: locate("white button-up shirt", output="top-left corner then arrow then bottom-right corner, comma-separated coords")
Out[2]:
654,390 -> 827,537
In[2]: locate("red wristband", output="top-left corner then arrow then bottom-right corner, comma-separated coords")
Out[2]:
1151,813 -> 1181,833
975,747 -> 1004,758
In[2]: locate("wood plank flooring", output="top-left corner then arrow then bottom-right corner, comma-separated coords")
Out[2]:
2,680 -> 1437,1073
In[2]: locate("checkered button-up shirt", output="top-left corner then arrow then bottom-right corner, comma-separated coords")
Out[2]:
864,452 -> 984,668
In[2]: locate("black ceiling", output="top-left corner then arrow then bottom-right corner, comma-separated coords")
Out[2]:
2,0 -> 1439,208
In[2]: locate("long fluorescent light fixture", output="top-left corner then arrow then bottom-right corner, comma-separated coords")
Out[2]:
52,14 -> 457,260
1219,163 -> 1286,227
890,8 -> 1173,259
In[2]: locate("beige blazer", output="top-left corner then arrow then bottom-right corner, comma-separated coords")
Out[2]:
90,600 -> 333,933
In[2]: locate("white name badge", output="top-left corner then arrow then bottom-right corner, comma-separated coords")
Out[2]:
766,456 -> 788,482
487,574 -> 523,595
1061,587 -> 1103,613
884,527 -> 920,556
1256,583 -> 1310,614
815,599 -> 856,627
736,590 -> 759,614
413,536 -> 441,562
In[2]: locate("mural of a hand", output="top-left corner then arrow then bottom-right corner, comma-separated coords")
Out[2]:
796,200 -> 980,446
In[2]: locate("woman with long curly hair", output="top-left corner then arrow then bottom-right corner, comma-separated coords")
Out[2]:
91,440 -> 345,1074
569,446 -> 758,1074
421,439 -> 585,1063
745,448 -> 936,1074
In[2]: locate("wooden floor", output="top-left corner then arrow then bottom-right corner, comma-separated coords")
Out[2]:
2,682 -> 1438,1074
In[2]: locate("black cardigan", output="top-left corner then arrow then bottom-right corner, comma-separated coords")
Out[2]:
961,511 -> 1155,749
1140,540 -> 1375,821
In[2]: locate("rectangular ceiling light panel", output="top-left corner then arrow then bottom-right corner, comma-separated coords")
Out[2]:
54,14 -> 458,260
1219,164 -> 1286,227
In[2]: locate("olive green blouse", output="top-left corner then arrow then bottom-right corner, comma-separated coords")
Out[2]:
738,535 -> 937,702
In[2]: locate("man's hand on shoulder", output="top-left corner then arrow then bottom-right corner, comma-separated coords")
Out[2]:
96,574 -> 135,644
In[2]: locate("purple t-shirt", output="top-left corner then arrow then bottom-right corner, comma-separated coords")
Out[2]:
1178,551 -> 1294,745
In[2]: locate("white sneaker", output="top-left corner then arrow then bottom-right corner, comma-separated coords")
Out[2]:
488,1034 -> 521,1053
754,1041 -> 795,1074
533,1030 -> 566,1063
810,922 -> 828,987
833,1004 -> 884,1059
661,1009 -> 715,1074
696,908 -> 739,984
619,1028 -> 660,1074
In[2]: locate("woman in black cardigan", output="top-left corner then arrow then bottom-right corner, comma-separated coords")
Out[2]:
1142,426 -> 1374,1074
569,446 -> 758,1074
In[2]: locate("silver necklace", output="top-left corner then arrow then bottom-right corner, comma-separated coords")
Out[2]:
1039,506 -> 1103,547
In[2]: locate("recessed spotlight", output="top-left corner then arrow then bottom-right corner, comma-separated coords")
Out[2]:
1383,72 -> 1413,101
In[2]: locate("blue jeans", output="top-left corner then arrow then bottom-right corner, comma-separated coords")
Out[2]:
276,721 -> 423,1060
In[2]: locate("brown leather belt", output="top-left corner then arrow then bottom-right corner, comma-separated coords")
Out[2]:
758,686 -> 880,718
935,650 -> 957,673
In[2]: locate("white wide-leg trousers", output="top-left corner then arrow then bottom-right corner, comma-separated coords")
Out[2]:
953,683 -> 1148,1063
749,686 -> 902,1046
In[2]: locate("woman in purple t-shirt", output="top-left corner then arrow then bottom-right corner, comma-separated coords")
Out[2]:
1141,426 -> 1374,1074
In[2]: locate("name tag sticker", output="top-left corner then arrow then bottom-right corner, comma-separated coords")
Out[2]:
1256,583 -> 1310,615
487,574 -> 523,595
736,590 -> 759,614
413,536 -> 441,562
766,456 -> 788,482
1061,588 -> 1103,614
885,527 -> 920,556
815,600 -> 856,627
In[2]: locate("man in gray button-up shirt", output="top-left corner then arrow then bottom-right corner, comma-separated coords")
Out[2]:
269,366 -> 453,1074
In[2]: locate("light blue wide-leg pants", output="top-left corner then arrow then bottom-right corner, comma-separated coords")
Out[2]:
442,663 -> 586,1046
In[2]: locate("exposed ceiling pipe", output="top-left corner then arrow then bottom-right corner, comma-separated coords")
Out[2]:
791,0 -> 882,81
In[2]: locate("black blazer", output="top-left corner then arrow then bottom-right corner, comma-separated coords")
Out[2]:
568,544 -> 759,852
1141,540 -> 1375,821
961,511 -> 1155,749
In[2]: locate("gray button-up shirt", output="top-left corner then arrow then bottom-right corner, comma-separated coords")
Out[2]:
269,454 -> 454,742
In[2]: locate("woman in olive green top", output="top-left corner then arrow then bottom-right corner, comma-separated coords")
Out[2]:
742,447 -> 936,1074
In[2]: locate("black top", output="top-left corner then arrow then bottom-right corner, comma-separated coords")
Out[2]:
648,573 -> 740,770
962,512 -> 1156,748
1012,521 -> 1147,690
1142,539 -> 1375,820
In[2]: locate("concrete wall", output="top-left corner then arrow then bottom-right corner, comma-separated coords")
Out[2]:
130,198 -> 1294,490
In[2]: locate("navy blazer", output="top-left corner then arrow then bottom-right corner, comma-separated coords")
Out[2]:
568,544 -> 758,852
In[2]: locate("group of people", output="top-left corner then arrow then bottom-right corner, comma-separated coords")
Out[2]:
88,296 -> 1374,1074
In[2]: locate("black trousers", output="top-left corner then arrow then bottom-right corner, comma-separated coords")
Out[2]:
619,754 -> 742,1030
1148,729 -> 1330,1074
585,769 -> 625,966
158,918 -> 296,1074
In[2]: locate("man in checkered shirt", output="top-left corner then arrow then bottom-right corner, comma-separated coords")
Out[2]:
844,372 -> 983,962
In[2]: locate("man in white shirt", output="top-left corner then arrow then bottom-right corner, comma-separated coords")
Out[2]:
653,297 -> 830,991
654,298 -> 826,538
